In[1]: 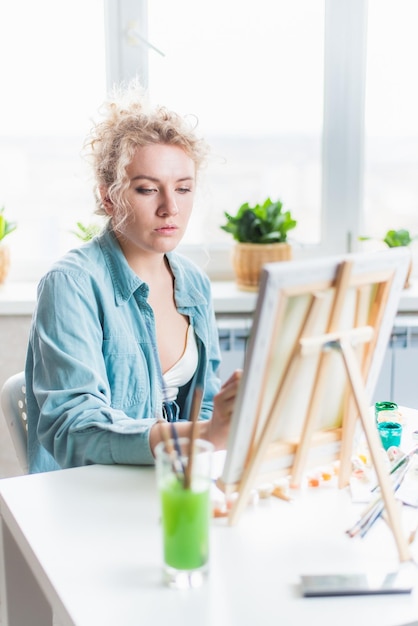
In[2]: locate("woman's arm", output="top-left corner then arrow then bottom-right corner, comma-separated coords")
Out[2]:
28,269 -> 158,468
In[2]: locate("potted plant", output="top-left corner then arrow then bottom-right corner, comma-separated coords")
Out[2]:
381,229 -> 417,248
359,229 -> 417,288
221,197 -> 297,290
71,221 -> 102,242
0,206 -> 17,284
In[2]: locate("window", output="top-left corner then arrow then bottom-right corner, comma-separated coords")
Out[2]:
0,0 -> 106,281
363,0 -> 418,243
147,0 -> 325,251
3,1 -> 416,283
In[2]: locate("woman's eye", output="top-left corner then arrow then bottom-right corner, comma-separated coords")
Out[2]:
136,187 -> 155,195
177,187 -> 192,194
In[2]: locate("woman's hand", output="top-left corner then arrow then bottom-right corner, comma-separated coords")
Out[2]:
204,369 -> 242,450
150,370 -> 242,456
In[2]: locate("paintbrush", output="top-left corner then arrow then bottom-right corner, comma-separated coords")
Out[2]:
184,387 -> 203,489
347,457 -> 412,539
370,445 -> 418,493
158,419 -> 184,480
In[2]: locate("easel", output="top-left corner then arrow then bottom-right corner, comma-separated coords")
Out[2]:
225,259 -> 412,563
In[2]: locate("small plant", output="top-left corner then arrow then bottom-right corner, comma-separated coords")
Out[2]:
221,197 -> 297,244
71,221 -> 102,242
383,229 -> 416,247
0,207 -> 17,243
359,229 -> 418,248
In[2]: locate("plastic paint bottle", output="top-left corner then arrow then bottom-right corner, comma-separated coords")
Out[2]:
375,401 -> 401,425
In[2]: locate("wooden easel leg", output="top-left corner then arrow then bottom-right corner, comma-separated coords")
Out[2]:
338,395 -> 359,488
291,350 -> 337,487
293,260 -> 354,487
227,353 -> 304,526
339,338 -> 411,563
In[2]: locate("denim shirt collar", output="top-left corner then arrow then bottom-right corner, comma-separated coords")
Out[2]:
97,225 -> 207,310
98,226 -> 145,305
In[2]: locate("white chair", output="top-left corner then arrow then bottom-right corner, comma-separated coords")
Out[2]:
1,371 -> 29,473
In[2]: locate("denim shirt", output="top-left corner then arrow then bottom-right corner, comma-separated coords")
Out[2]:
25,227 -> 221,473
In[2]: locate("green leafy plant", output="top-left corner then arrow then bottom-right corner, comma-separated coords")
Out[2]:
382,229 -> 416,247
71,221 -> 102,242
0,207 -> 17,243
220,197 -> 297,244
359,229 -> 418,248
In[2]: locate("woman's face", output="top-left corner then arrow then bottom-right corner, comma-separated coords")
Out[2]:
106,143 -> 196,258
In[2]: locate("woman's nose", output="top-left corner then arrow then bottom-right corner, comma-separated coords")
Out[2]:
157,192 -> 179,216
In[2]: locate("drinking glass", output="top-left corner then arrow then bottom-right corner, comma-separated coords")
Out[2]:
155,437 -> 213,589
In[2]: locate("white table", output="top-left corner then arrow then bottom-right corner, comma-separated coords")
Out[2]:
1,434 -> 418,626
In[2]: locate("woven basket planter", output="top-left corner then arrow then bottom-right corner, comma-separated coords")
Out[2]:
0,245 -> 10,284
232,242 -> 292,291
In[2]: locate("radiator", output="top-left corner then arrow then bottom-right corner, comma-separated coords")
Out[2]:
374,315 -> 418,408
217,315 -> 418,409
217,316 -> 252,383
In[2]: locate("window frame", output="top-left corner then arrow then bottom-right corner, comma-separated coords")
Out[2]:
104,0 -> 369,278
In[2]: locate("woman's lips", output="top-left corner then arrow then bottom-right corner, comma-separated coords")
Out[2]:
155,224 -> 178,234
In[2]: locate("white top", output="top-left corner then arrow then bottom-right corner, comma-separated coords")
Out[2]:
162,325 -> 198,402
2,411 -> 418,626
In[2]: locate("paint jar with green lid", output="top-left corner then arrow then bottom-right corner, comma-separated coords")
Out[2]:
375,401 -> 401,425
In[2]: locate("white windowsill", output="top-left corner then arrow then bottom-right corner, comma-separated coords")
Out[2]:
1,280 -> 418,317
0,282 -> 38,315
0,281 -> 258,316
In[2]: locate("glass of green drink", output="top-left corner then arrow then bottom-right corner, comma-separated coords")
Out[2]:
155,438 -> 214,589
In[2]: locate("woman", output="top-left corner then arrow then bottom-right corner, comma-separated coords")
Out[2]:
25,83 -> 241,473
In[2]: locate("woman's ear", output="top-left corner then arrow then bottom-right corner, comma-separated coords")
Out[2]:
99,186 -> 114,215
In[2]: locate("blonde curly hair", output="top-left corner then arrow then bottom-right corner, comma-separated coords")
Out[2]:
84,81 -> 210,233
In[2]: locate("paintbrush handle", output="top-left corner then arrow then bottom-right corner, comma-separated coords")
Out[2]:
348,456 -> 412,538
358,459 -> 411,538
371,446 -> 417,493
184,388 -> 203,489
